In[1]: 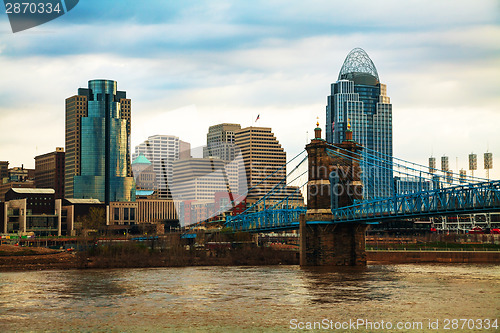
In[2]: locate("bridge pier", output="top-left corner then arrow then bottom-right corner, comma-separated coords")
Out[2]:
300,123 -> 366,266
300,214 -> 367,266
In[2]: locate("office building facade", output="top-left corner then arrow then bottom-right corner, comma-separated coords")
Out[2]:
65,79 -> 135,203
234,126 -> 302,205
0,161 -> 8,182
8,166 -> 34,182
131,154 -> 157,192
171,157 -> 239,226
203,123 -> 244,195
133,135 -> 190,199
203,123 -> 241,161
326,48 -> 393,199
34,147 -> 65,199
2,188 -> 62,236
171,157 -> 239,202
136,199 -> 177,224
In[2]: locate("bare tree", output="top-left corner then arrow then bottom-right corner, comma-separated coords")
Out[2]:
80,207 -> 106,234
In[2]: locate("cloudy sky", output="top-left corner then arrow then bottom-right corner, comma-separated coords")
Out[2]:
0,0 -> 499,179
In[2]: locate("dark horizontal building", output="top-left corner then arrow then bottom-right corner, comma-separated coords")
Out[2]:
5,188 -> 55,214
0,181 -> 35,202
2,188 -> 62,236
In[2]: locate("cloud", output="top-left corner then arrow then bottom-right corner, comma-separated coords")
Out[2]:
394,106 -> 500,179
47,0 -> 497,31
2,0 -> 499,57
0,0 -> 499,180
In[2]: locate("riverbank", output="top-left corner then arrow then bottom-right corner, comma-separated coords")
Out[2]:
0,245 -> 79,271
0,244 -> 298,271
366,249 -> 500,264
1,245 -> 499,271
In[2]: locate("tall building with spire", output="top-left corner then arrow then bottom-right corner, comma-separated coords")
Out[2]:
65,79 -> 135,203
326,48 -> 393,199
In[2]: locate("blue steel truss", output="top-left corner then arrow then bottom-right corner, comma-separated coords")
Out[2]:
332,180 -> 500,223
226,208 -> 306,232
225,180 -> 500,232
222,137 -> 500,233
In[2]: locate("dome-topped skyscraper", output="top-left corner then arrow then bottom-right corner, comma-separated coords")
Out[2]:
338,47 -> 379,83
326,48 -> 393,199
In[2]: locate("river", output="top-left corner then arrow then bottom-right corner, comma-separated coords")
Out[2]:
0,264 -> 499,332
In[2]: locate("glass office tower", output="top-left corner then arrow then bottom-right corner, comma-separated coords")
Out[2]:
69,80 -> 135,202
326,48 -> 393,200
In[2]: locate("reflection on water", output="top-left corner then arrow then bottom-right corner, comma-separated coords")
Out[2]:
299,266 -> 397,304
0,264 -> 499,332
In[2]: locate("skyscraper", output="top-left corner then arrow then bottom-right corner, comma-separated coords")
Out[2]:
235,126 -> 302,204
203,123 -> 243,195
203,123 -> 241,161
65,79 -> 135,203
132,135 -> 191,199
326,48 -> 393,199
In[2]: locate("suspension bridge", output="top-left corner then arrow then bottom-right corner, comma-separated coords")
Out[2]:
185,125 -> 500,265
225,160 -> 500,232
225,131 -> 500,234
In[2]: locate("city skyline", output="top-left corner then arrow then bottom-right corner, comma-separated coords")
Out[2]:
0,0 -> 499,179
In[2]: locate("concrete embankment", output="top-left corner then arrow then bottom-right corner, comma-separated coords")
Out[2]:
367,250 -> 500,264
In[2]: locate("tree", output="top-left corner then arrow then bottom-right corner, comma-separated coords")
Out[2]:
80,207 -> 106,232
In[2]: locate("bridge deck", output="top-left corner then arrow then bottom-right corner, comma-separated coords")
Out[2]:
225,181 -> 500,233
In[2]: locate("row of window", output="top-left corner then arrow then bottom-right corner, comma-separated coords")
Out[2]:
29,202 -> 52,206
113,207 -> 136,221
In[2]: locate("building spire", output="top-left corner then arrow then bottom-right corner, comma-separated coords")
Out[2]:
345,118 -> 353,141
314,117 -> 322,139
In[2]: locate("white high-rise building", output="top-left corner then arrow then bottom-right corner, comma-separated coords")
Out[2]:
171,157 -> 239,201
133,135 -> 190,199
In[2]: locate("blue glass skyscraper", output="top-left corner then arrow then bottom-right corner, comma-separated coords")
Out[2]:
67,79 -> 135,203
326,48 -> 393,199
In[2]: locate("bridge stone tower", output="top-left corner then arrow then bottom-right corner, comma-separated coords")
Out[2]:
300,122 -> 367,266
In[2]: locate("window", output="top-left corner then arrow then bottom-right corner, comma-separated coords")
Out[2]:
114,208 -> 120,221
124,208 -> 129,221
